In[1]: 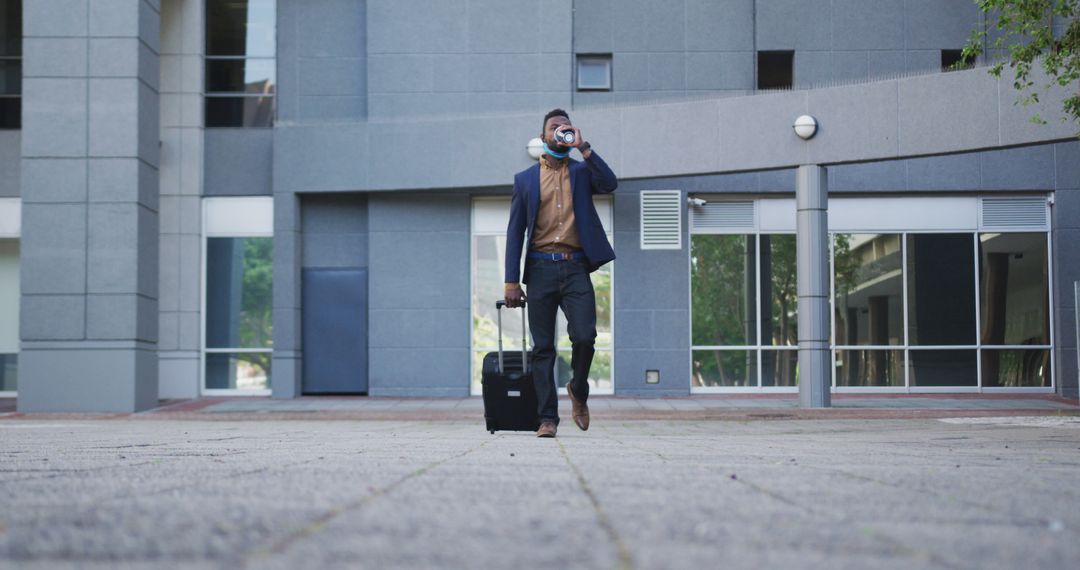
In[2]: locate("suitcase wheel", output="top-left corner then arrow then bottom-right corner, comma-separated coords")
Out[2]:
489,430 -> 495,435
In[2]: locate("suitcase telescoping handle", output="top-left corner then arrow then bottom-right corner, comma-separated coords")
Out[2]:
494,300 -> 528,375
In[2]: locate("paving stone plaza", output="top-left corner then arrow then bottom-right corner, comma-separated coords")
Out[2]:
2,397 -> 1079,569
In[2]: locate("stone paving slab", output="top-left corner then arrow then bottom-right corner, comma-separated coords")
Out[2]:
163,395 -> 1080,414
1,417 -> 1078,569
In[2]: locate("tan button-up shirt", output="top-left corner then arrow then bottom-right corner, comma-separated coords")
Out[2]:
531,156 -> 580,253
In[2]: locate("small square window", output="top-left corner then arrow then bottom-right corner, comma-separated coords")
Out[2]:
576,55 -> 611,91
757,51 -> 793,90
941,49 -> 971,72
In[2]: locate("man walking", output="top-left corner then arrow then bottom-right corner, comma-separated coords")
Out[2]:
504,109 -> 618,438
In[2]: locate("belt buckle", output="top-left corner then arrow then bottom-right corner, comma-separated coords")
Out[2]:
559,252 -> 571,261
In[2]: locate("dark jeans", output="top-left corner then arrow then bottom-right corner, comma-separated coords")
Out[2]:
525,257 -> 597,425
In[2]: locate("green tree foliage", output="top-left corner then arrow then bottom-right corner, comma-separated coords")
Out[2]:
239,238 -> 273,378
963,0 -> 1080,129
691,235 -> 753,385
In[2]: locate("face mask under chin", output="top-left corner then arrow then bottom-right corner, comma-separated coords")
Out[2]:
546,137 -> 569,154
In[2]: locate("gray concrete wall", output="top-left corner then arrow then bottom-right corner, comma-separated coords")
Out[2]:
1052,142 -> 1080,399
204,129 -> 272,196
574,0 -> 755,107
366,193 -> 470,396
18,0 -> 161,412
158,0 -> 203,399
611,187 -> 692,396
776,0 -> 980,87
274,66 -> 1077,193
0,132 -> 19,197
278,0 -> 368,122
272,190 -> 302,398
364,0 -> 572,118
572,0 -> 981,107
301,194 -> 368,269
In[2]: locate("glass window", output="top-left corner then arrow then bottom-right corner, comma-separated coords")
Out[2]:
470,199 -> 614,395
693,349 -> 756,387
978,233 -> 1049,346
555,262 -> 612,391
205,59 -> 276,93
205,237 -> 272,391
761,349 -> 797,387
205,352 -> 272,390
981,349 -> 1050,388
0,0 -> 21,129
206,0 -> 275,57
206,0 -> 275,127
906,234 -> 976,345
835,349 -> 903,387
0,58 -> 18,94
909,349 -> 977,387
207,237 -> 272,349
0,0 -> 18,57
0,238 -> 17,391
576,55 -> 611,91
692,198 -> 1056,391
761,234 -> 797,346
834,234 -> 903,346
691,234 -> 756,347
205,96 -> 275,128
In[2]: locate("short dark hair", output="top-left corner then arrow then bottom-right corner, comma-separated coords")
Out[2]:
542,108 -> 570,133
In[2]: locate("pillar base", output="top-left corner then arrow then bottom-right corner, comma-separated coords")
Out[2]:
16,344 -> 158,413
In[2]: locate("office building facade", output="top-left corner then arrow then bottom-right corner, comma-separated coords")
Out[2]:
0,0 -> 1076,411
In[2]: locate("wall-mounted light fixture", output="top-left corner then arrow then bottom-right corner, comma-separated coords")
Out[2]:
645,370 -> 660,384
793,115 -> 818,140
527,137 -> 544,160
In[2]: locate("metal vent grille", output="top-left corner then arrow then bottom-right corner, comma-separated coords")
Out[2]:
640,190 -> 682,250
980,197 -> 1048,230
691,200 -> 755,231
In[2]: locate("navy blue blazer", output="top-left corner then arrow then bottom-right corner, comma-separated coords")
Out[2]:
505,151 -> 618,285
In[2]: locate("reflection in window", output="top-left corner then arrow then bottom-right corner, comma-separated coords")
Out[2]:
909,349 -> 977,387
472,235 -> 525,351
981,349 -> 1049,387
205,237 -> 272,391
907,234 -> 975,345
761,234 -> 797,346
0,238 -> 17,391
835,234 -> 903,346
691,234 -> 756,346
0,353 -> 15,391
206,0 -> 275,127
470,231 -> 613,394
836,350 -> 903,387
761,349 -> 797,386
693,350 -> 757,387
205,352 -> 272,390
0,0 -> 21,129
979,233 -> 1049,346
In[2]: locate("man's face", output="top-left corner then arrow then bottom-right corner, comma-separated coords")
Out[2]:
544,115 -> 571,146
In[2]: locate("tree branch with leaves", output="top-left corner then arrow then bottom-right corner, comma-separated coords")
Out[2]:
963,0 -> 1080,130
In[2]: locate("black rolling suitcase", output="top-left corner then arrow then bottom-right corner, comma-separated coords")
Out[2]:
482,300 -> 539,434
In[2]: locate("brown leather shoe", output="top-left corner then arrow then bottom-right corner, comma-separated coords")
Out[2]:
566,384 -> 590,431
536,421 -> 557,438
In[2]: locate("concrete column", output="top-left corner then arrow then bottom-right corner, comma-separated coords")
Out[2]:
18,0 -> 161,412
157,0 -> 204,398
271,191 -> 302,398
796,165 -> 831,408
